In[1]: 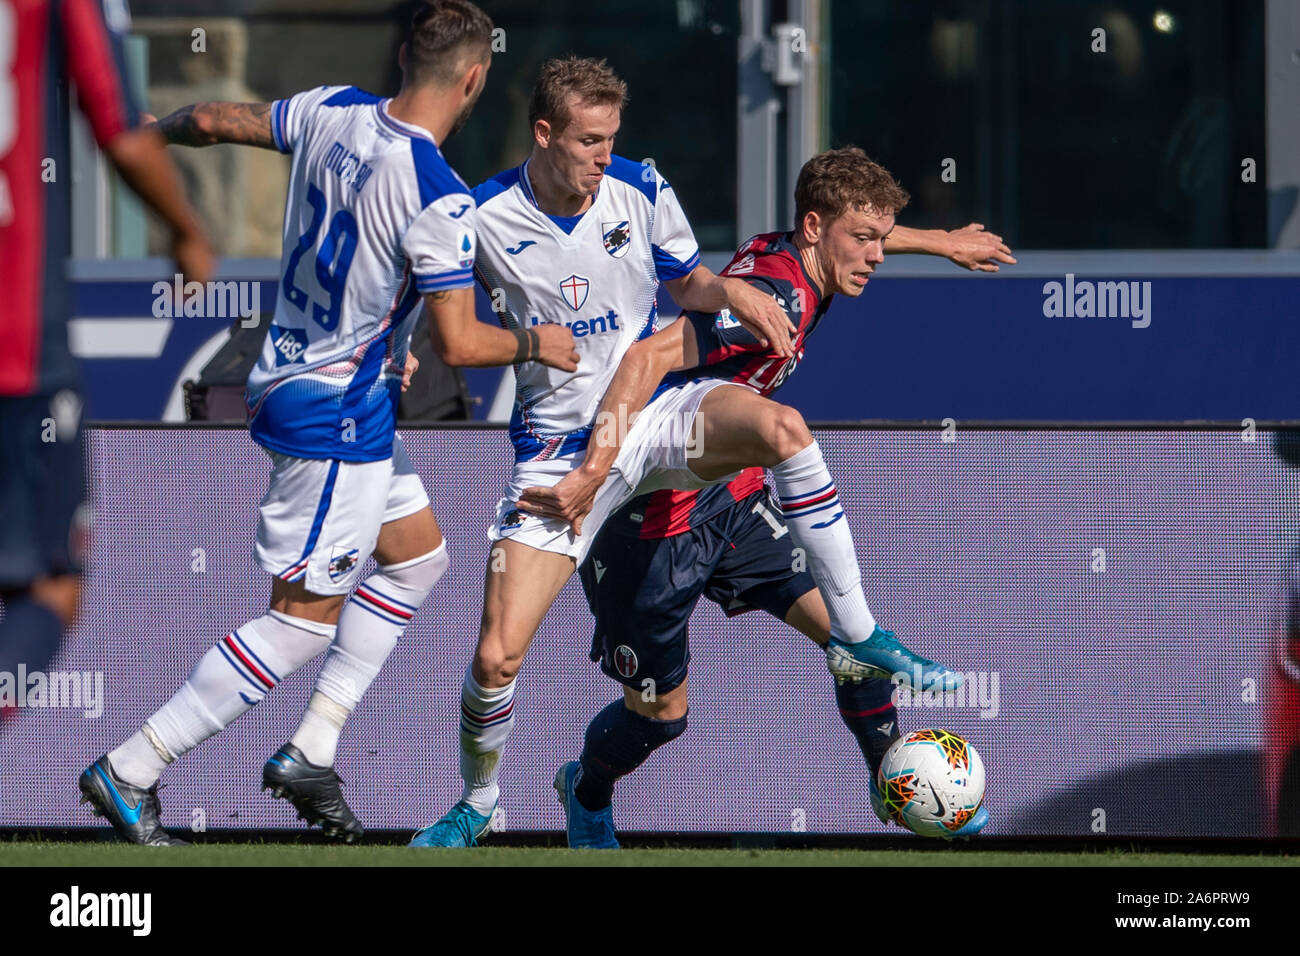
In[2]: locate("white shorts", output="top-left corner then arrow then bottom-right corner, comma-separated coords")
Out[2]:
488,379 -> 746,564
255,435 -> 430,595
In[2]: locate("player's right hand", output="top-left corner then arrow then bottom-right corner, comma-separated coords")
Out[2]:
943,223 -> 1016,272
535,324 -> 580,372
723,277 -> 798,358
172,224 -> 216,286
517,461 -> 605,535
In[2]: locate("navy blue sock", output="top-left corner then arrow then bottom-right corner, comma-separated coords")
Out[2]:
834,677 -> 898,776
575,699 -> 687,811
0,591 -> 64,678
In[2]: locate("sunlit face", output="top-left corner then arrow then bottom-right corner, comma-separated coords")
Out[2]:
809,205 -> 895,297
537,97 -> 620,197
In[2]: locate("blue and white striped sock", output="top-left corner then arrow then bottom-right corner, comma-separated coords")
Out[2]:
458,666 -> 517,815
292,545 -> 448,766
772,442 -> 877,644
110,612 -> 334,788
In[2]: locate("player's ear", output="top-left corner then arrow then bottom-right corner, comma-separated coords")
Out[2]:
398,42 -> 409,78
463,60 -> 486,98
800,210 -> 822,244
533,118 -> 552,150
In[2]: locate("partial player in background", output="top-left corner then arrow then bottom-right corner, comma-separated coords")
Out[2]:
77,0 -> 577,845
564,222 -> 1014,847
0,0 -> 213,721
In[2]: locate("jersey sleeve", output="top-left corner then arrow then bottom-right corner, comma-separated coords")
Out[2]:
679,275 -> 799,365
403,195 -> 477,293
269,85 -> 349,154
649,172 -> 701,282
59,0 -> 141,148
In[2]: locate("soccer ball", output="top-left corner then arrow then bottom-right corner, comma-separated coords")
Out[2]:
877,729 -> 985,838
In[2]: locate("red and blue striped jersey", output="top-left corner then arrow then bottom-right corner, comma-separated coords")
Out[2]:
0,0 -> 140,397
633,231 -> 833,539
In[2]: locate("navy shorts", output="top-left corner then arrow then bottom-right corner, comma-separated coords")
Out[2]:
0,392 -> 88,589
579,489 -> 816,693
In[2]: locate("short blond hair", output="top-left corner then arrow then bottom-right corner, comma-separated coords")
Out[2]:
528,57 -> 628,134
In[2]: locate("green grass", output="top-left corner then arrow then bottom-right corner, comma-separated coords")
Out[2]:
2,842 -> 1296,867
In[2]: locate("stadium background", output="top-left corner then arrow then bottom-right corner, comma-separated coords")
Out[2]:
18,0 -> 1300,837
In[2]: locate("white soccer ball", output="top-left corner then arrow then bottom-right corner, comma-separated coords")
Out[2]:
877,729 -> 985,838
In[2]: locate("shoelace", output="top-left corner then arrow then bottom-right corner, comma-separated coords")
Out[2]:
415,803 -> 475,836
871,630 -> 940,667
871,628 -> 901,648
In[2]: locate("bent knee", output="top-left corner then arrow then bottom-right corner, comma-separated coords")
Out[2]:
472,638 -> 527,687
763,404 -> 813,461
624,683 -> 689,722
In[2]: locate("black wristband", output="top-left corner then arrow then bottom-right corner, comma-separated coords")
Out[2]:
512,328 -> 541,363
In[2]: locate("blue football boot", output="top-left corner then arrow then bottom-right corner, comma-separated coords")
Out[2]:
867,770 -> 896,826
554,761 -> 619,849
826,625 -> 962,692
408,800 -> 498,847
78,756 -> 190,846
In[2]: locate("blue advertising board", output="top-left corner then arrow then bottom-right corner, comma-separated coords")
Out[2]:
70,252 -> 1300,423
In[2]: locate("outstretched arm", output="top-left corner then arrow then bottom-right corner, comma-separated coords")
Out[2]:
148,102 -> 277,149
884,223 -> 1016,272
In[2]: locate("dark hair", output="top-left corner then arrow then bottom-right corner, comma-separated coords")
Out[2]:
794,147 -> 910,227
407,0 -> 494,86
527,56 -> 628,134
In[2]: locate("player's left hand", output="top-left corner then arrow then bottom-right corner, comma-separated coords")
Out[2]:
402,353 -> 419,392
724,278 -> 798,358
517,464 -> 607,535
944,224 -> 1016,272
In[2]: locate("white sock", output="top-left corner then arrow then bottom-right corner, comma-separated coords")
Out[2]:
109,612 -> 335,789
292,692 -> 350,767
291,544 -> 448,766
771,442 -> 877,643
458,665 -> 517,814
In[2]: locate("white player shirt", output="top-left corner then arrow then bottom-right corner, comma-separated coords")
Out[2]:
472,155 -> 700,460
246,85 -> 476,462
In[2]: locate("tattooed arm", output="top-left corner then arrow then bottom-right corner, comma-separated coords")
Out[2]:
148,102 -> 277,150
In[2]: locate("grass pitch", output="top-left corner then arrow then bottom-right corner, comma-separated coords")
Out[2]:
2,841 -> 1295,867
